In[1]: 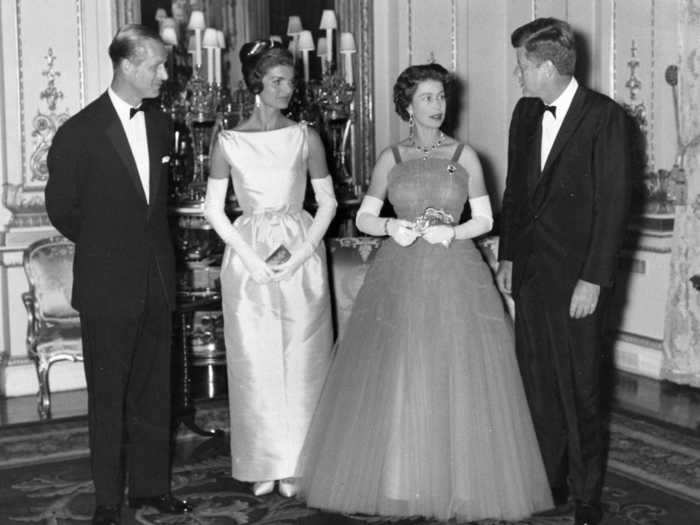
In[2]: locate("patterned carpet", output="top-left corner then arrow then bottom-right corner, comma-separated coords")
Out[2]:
1,404 -> 699,525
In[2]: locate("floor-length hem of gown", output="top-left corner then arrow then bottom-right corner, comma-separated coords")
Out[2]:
296,151 -> 553,521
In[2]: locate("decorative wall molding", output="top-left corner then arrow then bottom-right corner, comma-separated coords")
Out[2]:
112,0 -> 141,27
7,0 -> 86,232
408,0 -> 413,66
336,0 -> 375,190
450,0 -> 456,71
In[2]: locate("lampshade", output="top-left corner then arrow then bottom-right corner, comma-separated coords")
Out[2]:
339,32 -> 356,52
161,26 -> 178,46
217,30 -> 226,49
316,37 -> 327,56
202,28 -> 219,48
298,30 -> 315,52
187,10 -> 206,31
287,15 -> 303,35
319,9 -> 337,30
155,8 -> 167,22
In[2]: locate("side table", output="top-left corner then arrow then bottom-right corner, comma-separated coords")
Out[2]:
173,293 -> 225,437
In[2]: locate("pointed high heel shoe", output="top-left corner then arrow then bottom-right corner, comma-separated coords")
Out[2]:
252,480 -> 275,496
278,478 -> 298,498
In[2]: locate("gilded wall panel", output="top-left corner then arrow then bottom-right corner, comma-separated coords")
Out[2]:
4,0 -> 84,230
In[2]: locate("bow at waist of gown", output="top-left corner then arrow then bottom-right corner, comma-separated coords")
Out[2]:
239,206 -> 305,220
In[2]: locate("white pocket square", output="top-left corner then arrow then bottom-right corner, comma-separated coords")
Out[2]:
161,155 -> 170,163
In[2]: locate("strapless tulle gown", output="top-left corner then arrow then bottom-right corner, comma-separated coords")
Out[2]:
216,124 -> 333,482
296,145 -> 553,522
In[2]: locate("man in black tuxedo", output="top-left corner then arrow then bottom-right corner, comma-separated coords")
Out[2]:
496,18 -> 632,525
46,25 -> 190,524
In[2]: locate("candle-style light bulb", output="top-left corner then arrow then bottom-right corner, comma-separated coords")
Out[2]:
298,30 -> 315,83
339,32 -> 356,85
187,10 -> 206,68
286,15 -> 303,59
202,28 -> 218,84
215,30 -> 226,85
317,37 -> 328,75
319,10 -> 337,68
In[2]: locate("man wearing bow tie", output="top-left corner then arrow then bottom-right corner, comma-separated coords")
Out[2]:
46,24 -> 190,524
496,18 -> 632,525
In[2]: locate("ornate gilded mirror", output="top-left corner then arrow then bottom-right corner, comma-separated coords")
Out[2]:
115,0 -> 374,207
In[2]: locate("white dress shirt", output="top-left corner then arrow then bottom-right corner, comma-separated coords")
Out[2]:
108,88 -> 150,203
541,77 -> 579,171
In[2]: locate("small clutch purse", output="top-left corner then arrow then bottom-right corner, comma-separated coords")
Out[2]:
265,244 -> 292,265
413,207 -> 455,235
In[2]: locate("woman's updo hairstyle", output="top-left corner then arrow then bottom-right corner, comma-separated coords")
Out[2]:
393,63 -> 452,121
239,39 -> 295,94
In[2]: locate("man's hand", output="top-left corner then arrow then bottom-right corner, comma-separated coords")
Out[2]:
496,260 -> 513,295
569,279 -> 600,319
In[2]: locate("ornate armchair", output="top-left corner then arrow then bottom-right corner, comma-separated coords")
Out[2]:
22,236 -> 82,419
327,237 -> 382,339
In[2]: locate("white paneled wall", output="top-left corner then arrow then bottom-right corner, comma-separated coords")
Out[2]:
0,0 -> 114,396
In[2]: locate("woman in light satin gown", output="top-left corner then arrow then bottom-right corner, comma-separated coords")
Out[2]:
296,64 -> 553,522
203,40 -> 337,498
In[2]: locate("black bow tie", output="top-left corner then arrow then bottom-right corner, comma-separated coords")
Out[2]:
542,105 -> 557,118
129,106 -> 145,119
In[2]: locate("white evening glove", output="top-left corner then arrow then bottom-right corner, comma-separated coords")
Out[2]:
387,219 -> 420,247
356,195 -> 419,246
238,246 -> 276,284
272,176 -> 337,281
469,195 -> 494,233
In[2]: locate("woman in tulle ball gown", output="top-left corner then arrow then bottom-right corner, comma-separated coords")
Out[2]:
203,40 -> 337,499
296,64 -> 553,522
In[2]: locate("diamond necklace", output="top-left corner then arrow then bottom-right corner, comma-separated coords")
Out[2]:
412,131 -> 445,160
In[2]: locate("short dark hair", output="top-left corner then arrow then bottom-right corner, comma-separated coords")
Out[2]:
239,40 -> 294,94
511,17 -> 576,76
393,63 -> 451,121
108,24 -> 163,68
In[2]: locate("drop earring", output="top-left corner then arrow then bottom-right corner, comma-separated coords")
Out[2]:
255,94 -> 262,108
408,113 -> 415,140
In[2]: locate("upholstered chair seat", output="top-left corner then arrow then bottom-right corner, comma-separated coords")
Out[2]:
22,236 -> 82,419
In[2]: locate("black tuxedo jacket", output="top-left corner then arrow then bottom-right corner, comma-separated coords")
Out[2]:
499,85 -> 632,302
46,92 -> 176,316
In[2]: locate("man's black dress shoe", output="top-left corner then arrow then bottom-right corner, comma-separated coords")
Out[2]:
92,505 -> 120,525
128,494 -> 192,514
575,501 -> 603,525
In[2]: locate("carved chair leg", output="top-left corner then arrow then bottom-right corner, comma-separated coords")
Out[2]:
36,357 -> 51,419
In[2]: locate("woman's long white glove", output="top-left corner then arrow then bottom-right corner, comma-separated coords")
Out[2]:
272,175 -> 337,281
356,195 -> 419,246
387,219 -> 420,246
204,178 -> 276,284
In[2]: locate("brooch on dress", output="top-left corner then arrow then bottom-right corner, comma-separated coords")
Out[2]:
446,163 -> 457,174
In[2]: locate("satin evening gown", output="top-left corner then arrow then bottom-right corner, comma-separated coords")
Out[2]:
296,146 -> 553,522
216,123 -> 333,482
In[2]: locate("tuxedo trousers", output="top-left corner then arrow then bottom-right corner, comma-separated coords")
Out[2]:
80,259 -> 172,506
513,266 -> 609,505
